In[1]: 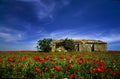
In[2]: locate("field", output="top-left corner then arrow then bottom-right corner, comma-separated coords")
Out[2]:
0,51 -> 120,79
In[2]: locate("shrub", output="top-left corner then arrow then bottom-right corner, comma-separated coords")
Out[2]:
61,38 -> 75,52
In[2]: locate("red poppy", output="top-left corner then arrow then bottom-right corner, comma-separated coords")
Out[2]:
21,64 -> 24,67
112,61 -> 116,64
77,60 -> 83,65
112,71 -> 117,76
96,66 -> 105,73
58,55 -> 65,59
33,55 -> 41,62
76,54 -> 81,58
66,63 -> 72,70
66,65 -> 69,70
44,56 -> 50,61
51,59 -> 57,63
0,59 -> 2,63
90,68 -> 96,74
34,67 -> 39,72
106,67 -> 113,73
95,62 -> 106,73
15,60 -> 20,63
117,72 -> 120,75
86,58 -> 91,62
44,67 -> 49,71
94,59 -> 102,64
8,57 -> 16,63
69,54 -> 73,57
53,66 -> 62,72
23,56 -> 28,60
66,59 -> 70,63
70,74 -> 75,79
28,60 -> 32,65
38,72 -> 42,76
69,63 -> 72,67
10,64 -> 14,67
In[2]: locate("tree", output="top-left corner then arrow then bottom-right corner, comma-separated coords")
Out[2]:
62,38 -> 75,51
37,38 -> 53,52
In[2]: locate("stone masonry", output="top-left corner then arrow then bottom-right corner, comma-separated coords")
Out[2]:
51,39 -> 107,52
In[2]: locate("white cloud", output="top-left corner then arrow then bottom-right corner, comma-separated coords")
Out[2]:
99,34 -> 120,43
37,29 -> 120,43
0,41 -> 37,50
0,27 -> 24,42
17,0 -> 71,20
16,0 -> 38,2
0,32 -> 22,42
36,1 -> 55,19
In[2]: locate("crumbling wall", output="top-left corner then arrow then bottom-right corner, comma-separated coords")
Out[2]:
94,44 -> 107,52
55,46 -> 67,52
51,40 -> 107,52
51,43 -> 56,52
79,44 -> 91,52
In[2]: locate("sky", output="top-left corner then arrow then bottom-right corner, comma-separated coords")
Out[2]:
0,0 -> 120,50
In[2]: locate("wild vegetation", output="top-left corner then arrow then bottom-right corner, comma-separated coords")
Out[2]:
37,38 -> 75,52
0,51 -> 120,79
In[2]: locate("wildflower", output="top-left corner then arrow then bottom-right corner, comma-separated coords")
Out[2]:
33,55 -> 41,62
66,65 -> 69,70
53,66 -> 62,72
21,64 -> 24,67
15,60 -> 19,63
86,58 -> 91,62
44,67 -> 49,71
66,63 -> 72,70
44,56 -> 49,61
34,67 -> 39,72
28,60 -> 32,65
70,74 -> 75,79
117,72 -> 120,75
90,68 -> 96,74
12,55 -> 16,59
66,59 -> 70,63
112,61 -> 116,64
23,56 -> 28,60
106,67 -> 113,74
96,66 -> 105,73
77,60 -> 83,65
69,63 -> 72,67
95,62 -> 106,73
10,64 -> 14,67
51,59 -> 57,63
38,72 -> 42,76
0,59 -> 2,63
112,71 -> 117,76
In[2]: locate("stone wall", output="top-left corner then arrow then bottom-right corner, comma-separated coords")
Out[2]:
79,44 -> 91,52
51,39 -> 107,52
94,44 -> 107,52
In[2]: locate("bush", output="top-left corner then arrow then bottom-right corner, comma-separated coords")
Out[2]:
56,38 -> 75,52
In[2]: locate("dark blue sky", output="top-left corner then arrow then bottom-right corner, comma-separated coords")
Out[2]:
0,0 -> 120,50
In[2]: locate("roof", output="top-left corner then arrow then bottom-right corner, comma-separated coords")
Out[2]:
53,39 -> 107,44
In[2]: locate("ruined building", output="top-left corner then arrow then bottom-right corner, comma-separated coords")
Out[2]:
52,39 -> 107,52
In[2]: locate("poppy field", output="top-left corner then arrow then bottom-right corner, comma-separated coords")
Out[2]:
0,51 -> 120,79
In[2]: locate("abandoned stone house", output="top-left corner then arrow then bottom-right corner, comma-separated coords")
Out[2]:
51,39 -> 107,52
